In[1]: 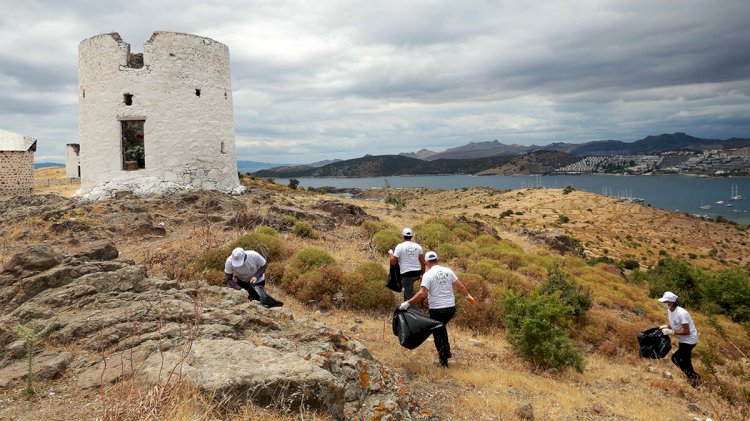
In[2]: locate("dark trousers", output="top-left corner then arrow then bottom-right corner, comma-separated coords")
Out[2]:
237,280 -> 281,307
429,307 -> 456,363
671,342 -> 699,383
402,275 -> 420,300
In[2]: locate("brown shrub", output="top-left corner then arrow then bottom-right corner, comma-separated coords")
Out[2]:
297,265 -> 344,309
341,262 -> 395,311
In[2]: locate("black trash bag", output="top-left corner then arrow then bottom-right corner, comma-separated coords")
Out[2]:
392,306 -> 443,349
386,263 -> 402,292
637,327 -> 672,359
249,285 -> 284,308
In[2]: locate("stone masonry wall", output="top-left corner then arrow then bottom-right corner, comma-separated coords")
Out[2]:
0,151 -> 33,196
78,32 -> 241,196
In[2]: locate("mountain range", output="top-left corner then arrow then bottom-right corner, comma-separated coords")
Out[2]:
254,133 -> 750,178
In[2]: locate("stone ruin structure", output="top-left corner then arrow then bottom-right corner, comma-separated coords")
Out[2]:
78,32 -> 243,197
0,128 -> 36,196
66,143 -> 80,179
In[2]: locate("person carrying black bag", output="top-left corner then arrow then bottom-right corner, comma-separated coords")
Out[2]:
399,251 -> 475,367
224,247 -> 283,308
657,291 -> 699,386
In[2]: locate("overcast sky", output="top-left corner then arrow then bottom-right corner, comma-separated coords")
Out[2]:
1,0 -> 749,164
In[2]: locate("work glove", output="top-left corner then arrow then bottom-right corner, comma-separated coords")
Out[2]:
388,249 -> 394,256
399,301 -> 410,311
250,276 -> 257,285
466,294 -> 477,305
661,328 -> 674,336
659,325 -> 669,330
240,288 -> 249,297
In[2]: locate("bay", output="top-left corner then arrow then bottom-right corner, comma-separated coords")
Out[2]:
274,175 -> 750,225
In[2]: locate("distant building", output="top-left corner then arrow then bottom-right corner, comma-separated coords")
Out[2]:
77,31 -> 242,196
0,128 -> 37,196
66,143 -> 81,178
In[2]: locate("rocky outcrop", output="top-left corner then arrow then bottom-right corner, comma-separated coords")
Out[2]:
0,244 -> 432,420
518,228 -> 583,256
313,200 -> 375,226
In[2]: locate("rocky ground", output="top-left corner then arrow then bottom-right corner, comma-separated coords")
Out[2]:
0,170 -> 746,420
0,242 -> 433,420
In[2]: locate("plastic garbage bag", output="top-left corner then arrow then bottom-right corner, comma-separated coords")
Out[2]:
249,285 -> 283,308
392,306 -> 443,349
386,263 -> 402,292
637,327 -> 672,359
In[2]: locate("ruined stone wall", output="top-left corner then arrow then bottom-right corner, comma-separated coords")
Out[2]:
0,151 -> 33,196
78,32 -> 241,196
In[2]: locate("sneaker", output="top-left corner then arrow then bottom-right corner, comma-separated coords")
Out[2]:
439,359 -> 449,368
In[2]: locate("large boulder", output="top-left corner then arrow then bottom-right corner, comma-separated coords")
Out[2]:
141,339 -> 345,417
2,245 -> 62,276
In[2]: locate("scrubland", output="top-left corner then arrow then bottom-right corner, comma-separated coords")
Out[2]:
0,168 -> 748,420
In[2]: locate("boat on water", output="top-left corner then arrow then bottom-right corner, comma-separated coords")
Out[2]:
716,200 -> 725,204
730,184 -> 743,201
699,200 -> 711,210
725,203 -> 734,207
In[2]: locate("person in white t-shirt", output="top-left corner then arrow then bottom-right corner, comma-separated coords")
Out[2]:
658,291 -> 699,385
224,247 -> 282,307
399,251 -> 476,367
389,228 -> 425,300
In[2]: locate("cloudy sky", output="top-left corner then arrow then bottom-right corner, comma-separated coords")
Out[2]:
2,0 -> 749,164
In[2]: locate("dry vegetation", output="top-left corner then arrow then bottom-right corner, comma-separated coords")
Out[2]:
0,169 -> 748,420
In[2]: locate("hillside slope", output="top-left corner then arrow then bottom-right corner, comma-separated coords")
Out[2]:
1,171 -> 748,420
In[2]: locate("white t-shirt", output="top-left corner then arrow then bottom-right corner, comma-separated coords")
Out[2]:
394,241 -> 423,274
668,306 -> 698,345
224,250 -> 266,283
420,265 -> 458,309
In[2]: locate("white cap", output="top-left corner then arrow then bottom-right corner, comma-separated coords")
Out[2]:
402,228 -> 413,237
657,291 -> 678,302
230,247 -> 246,267
425,251 -> 438,262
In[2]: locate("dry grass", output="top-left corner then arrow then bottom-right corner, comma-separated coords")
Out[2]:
33,166 -> 79,197
6,180 -> 748,420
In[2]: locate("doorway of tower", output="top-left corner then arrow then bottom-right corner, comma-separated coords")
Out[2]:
121,120 -> 145,171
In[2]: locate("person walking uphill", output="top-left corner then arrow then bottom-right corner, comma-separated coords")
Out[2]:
658,291 -> 699,386
390,228 -> 425,300
224,247 -> 283,308
399,251 -> 476,367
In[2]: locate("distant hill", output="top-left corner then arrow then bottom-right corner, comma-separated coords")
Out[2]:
565,133 -> 750,156
34,162 -> 63,169
477,151 -> 578,175
237,160 -> 294,173
399,149 -> 437,159
254,154 -> 514,178
307,159 -> 343,167
425,140 -> 530,160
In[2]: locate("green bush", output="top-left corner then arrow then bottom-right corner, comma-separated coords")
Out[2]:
373,228 -> 401,254
385,194 -> 407,210
296,265 -> 343,309
282,247 -> 336,290
292,221 -> 319,239
288,178 -> 300,189
562,186 -> 574,195
231,230 -> 285,260
647,257 -> 705,309
435,243 -> 460,260
341,262 -> 395,311
701,268 -> 750,322
453,223 -> 480,241
255,225 -> 278,236
363,220 -> 395,237
539,264 -> 592,324
418,223 -> 453,249
502,291 -> 585,373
